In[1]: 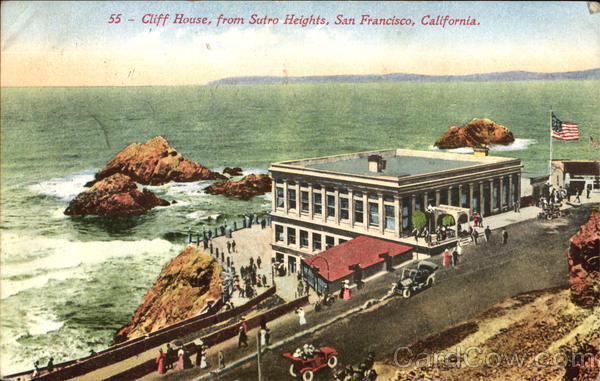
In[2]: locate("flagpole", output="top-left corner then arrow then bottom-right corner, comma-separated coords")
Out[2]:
549,106 -> 553,176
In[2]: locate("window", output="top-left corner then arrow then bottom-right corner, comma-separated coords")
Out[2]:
384,194 -> 395,203
415,194 -> 422,211
301,191 -> 309,212
313,192 -> 322,215
354,191 -> 363,198
354,200 -> 364,223
276,187 -> 284,208
512,174 -> 519,203
451,188 -> 459,206
339,188 -> 348,194
368,193 -> 378,200
340,197 -> 349,220
326,186 -> 334,192
288,189 -> 297,209
503,176 -> 510,206
339,239 -> 347,245
312,233 -> 321,251
287,227 -> 296,245
326,236 -> 335,249
369,202 -> 379,226
440,189 -> 448,205
300,230 -> 308,247
493,180 -> 500,209
288,181 -> 296,186
385,205 -> 395,230
402,197 -> 410,230
275,225 -> 283,242
460,187 -> 468,208
313,184 -> 322,190
327,195 -> 336,217
300,182 -> 308,188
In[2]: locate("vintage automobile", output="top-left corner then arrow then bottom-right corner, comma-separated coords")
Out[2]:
283,346 -> 339,381
393,261 -> 438,298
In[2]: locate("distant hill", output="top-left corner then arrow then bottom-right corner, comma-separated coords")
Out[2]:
208,68 -> 600,85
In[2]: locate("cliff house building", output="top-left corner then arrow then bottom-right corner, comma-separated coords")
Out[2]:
269,148 -> 522,273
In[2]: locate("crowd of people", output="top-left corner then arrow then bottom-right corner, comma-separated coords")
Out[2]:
155,340 -> 226,375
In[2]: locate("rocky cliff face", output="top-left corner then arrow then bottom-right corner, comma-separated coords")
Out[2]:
204,174 -> 272,200
434,118 -> 515,149
91,136 -> 225,186
567,207 -> 600,308
114,246 -> 222,343
64,173 -> 169,216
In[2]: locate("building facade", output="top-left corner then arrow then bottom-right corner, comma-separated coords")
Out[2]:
269,149 -> 522,273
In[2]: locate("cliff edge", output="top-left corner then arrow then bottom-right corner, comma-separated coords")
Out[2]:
114,246 -> 222,343
568,207 -> 600,309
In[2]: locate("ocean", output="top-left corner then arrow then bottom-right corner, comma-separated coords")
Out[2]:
1,81 -> 598,374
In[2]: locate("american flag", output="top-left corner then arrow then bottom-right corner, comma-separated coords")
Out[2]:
552,113 -> 579,141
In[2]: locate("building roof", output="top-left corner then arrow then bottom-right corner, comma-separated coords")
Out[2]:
271,148 -> 519,180
302,236 -> 413,282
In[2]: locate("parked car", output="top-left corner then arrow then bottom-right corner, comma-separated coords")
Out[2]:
393,261 -> 438,298
283,346 -> 339,381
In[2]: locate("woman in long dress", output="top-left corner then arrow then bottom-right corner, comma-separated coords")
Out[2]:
443,249 -> 451,267
176,348 -> 185,370
155,349 -> 166,374
296,307 -> 306,325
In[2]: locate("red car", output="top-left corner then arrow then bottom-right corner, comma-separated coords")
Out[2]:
282,346 -> 339,381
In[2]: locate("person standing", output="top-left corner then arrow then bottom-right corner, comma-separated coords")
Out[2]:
502,228 -> 509,245
32,361 -> 40,378
166,343 -> 175,370
451,248 -> 460,267
217,350 -> 225,369
484,226 -> 492,243
176,348 -> 185,370
412,227 -> 419,243
47,358 -> 54,373
232,240 -> 237,252
575,190 -> 581,203
227,241 -> 231,253
296,307 -> 307,325
340,280 -> 352,300
238,318 -> 248,347
257,257 -> 262,269
443,248 -> 451,267
155,349 -> 166,374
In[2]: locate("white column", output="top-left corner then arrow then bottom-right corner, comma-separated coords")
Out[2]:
447,187 -> 453,206
296,185 -> 301,217
308,183 -> 314,220
378,193 -> 384,234
507,176 -> 513,208
435,190 -> 440,206
335,188 -> 340,225
349,189 -> 355,227
394,195 -> 401,237
283,180 -> 289,214
363,193 -> 369,230
272,179 -> 277,211
479,182 -> 485,215
489,179 -> 494,213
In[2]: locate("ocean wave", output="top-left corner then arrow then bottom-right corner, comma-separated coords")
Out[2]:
430,138 -> 536,153
185,211 -> 222,221
0,234 -> 176,299
28,170 -> 96,203
145,180 -> 214,197
27,308 -> 66,336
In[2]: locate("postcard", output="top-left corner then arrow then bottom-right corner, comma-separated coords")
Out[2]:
1,1 -> 599,380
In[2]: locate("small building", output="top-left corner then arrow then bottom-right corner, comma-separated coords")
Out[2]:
301,236 -> 413,295
551,160 -> 600,196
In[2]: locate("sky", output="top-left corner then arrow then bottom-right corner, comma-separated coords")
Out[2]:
1,1 -> 599,87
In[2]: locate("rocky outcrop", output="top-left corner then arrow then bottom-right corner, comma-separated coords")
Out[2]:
567,207 -> 600,308
90,136 -> 225,186
434,118 -> 515,149
223,167 -> 243,177
114,247 -> 222,343
204,174 -> 272,200
64,173 -> 169,217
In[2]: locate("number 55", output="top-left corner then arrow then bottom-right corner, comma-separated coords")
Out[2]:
108,14 -> 122,23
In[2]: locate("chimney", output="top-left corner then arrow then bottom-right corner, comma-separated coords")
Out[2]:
368,155 -> 386,172
473,146 -> 489,157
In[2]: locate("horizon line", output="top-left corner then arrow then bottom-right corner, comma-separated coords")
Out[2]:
2,67 -> 599,88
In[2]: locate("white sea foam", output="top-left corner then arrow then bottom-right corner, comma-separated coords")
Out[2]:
145,180 -> 214,197
0,234 -> 176,299
28,170 -> 96,202
430,138 -> 536,153
27,308 -> 65,336
185,211 -> 222,221
242,168 -> 269,176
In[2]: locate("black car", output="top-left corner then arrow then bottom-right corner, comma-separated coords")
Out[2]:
393,260 -> 438,298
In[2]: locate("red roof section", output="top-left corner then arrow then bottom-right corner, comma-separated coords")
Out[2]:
302,236 -> 413,282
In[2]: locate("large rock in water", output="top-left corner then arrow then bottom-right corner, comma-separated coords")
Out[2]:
114,247 -> 222,343
567,207 -> 600,308
434,118 -> 515,149
64,173 -> 169,216
204,174 -> 272,200
91,136 -> 226,186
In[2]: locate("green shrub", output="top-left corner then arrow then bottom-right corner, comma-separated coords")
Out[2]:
441,215 -> 455,226
411,210 -> 427,230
